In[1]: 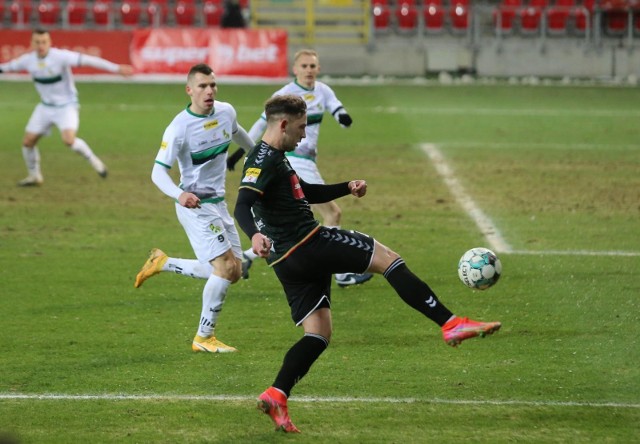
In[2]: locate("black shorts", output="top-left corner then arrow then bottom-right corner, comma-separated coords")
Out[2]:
273,227 -> 376,325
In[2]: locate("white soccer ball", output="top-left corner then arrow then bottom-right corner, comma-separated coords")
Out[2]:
458,247 -> 502,290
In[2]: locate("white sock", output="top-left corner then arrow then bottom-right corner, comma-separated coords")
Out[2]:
72,138 -> 105,172
164,258 -> 212,279
22,146 -> 41,176
70,137 -> 95,159
243,248 -> 258,260
197,274 -> 231,338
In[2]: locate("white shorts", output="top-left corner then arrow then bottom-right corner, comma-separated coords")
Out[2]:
26,103 -> 79,136
175,200 -> 243,264
287,156 -> 325,184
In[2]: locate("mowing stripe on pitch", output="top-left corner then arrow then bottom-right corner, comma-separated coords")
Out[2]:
0,393 -> 638,409
420,143 -> 513,254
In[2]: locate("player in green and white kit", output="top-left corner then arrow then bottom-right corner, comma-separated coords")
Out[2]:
0,29 -> 133,186
134,64 -> 255,353
227,49 -> 372,287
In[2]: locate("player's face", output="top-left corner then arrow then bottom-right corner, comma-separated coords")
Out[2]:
281,114 -> 307,152
186,72 -> 218,115
292,55 -> 319,89
31,32 -> 52,58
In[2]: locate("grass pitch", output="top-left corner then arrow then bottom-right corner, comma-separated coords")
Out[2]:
0,80 -> 639,443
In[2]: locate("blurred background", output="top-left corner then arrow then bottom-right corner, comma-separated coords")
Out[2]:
1,0 -> 639,81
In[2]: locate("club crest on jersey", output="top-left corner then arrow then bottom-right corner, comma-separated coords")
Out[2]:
289,174 -> 304,199
243,168 -> 261,184
204,120 -> 218,130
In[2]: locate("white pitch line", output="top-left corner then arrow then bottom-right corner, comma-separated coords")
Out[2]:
0,393 -> 638,409
420,143 -> 513,254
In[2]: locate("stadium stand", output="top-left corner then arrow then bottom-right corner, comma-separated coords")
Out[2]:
519,0 -> 547,34
10,0 -> 34,27
91,0 -> 113,27
36,0 -> 61,25
449,0 -> 470,33
64,0 -> 89,27
494,0 -> 522,35
174,0 -> 197,25
146,0 -> 170,26
395,0 -> 420,33
372,0 -> 392,33
203,0 -> 223,26
423,0 -> 446,33
119,0 -> 143,27
546,0 -> 575,35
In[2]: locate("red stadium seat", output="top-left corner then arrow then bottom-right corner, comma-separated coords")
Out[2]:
10,0 -> 34,26
519,0 -> 548,34
65,1 -> 88,27
574,0 -> 595,34
546,0 -> 575,34
372,1 -> 392,32
494,0 -> 522,34
395,1 -> 419,33
146,0 -> 169,26
450,1 -> 470,33
174,1 -> 197,26
423,0 -> 445,33
36,0 -> 61,26
92,0 -> 113,27
119,1 -> 142,26
203,0 -> 223,27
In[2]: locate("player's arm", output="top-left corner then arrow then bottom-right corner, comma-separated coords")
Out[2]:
324,85 -> 352,128
76,53 -> 133,76
331,106 -> 352,128
300,179 -> 367,203
227,124 -> 255,171
234,188 -> 271,257
151,163 -> 200,209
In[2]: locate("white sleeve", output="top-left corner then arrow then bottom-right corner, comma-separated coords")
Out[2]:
248,116 -> 267,142
0,53 -> 30,72
232,124 -> 255,151
151,163 -> 183,200
76,53 -> 120,73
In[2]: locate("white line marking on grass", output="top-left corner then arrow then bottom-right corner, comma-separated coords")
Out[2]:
420,143 -> 513,254
0,393 -> 638,409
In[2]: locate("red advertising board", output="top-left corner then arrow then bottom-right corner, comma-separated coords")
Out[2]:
0,30 -> 132,74
130,28 -> 288,77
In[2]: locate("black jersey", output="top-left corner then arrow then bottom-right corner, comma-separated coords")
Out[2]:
239,142 -> 320,263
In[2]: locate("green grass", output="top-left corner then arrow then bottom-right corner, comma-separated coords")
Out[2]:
0,80 -> 639,443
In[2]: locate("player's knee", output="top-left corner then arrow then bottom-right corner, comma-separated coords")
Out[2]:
212,255 -> 241,282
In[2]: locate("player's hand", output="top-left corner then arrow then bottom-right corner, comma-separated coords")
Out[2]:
226,148 -> 245,171
179,192 -> 201,209
338,113 -> 353,128
119,65 -> 134,77
251,233 -> 272,258
348,180 -> 367,197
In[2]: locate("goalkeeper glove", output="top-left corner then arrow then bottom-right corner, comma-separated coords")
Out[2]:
338,113 -> 352,128
226,148 -> 246,171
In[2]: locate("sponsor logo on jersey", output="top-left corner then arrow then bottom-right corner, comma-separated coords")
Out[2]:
289,174 -> 304,199
242,167 -> 261,184
204,120 -> 218,130
303,93 -> 315,102
160,141 -> 168,150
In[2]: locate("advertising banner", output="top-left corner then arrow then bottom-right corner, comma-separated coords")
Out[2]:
0,30 -> 132,74
130,28 -> 288,77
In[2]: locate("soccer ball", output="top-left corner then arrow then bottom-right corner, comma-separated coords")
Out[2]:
458,247 -> 502,290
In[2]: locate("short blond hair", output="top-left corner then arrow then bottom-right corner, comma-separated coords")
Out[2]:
293,49 -> 319,62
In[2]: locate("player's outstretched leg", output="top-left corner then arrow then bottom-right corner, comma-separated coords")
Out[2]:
134,248 -> 168,288
441,317 -> 501,347
257,387 -> 300,433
